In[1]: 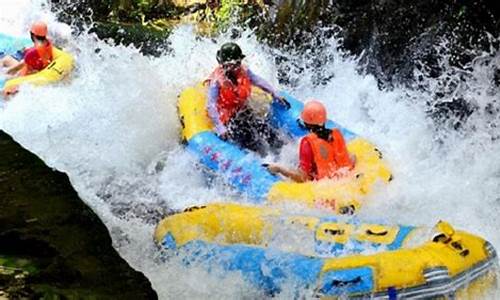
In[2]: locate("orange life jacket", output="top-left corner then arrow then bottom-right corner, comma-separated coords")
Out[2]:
303,128 -> 354,180
209,66 -> 252,124
35,40 -> 53,69
19,40 -> 53,76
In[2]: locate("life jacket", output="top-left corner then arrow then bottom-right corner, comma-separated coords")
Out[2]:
303,128 -> 355,180
19,40 -> 53,76
209,66 -> 252,124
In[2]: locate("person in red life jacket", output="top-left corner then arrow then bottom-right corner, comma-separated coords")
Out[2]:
2,21 -> 53,77
207,42 -> 290,155
265,100 -> 356,182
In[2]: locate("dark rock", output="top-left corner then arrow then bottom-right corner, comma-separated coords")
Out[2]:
50,0 -> 173,56
258,0 -> 499,87
0,131 -> 158,299
429,97 -> 477,130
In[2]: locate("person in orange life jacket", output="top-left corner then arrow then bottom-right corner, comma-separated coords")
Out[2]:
265,100 -> 356,183
207,42 -> 291,155
1,21 -> 53,77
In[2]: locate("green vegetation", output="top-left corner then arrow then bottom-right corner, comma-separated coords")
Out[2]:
0,255 -> 38,275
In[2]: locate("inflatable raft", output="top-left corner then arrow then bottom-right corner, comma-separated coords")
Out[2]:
155,203 -> 498,298
178,84 -> 392,214
0,33 -> 74,94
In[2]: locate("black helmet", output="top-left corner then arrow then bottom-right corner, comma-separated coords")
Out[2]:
216,42 -> 245,64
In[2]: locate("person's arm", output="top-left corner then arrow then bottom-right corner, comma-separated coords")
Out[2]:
266,138 -> 315,183
247,69 -> 277,96
247,68 -> 290,108
207,81 -> 227,136
298,138 -> 315,178
6,61 -> 25,76
267,164 -> 309,183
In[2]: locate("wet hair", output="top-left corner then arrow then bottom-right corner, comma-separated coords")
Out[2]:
30,32 -> 47,43
305,123 -> 331,140
225,70 -> 237,85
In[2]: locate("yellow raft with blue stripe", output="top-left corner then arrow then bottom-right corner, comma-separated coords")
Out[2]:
155,203 -> 498,298
0,33 -> 74,94
178,84 -> 392,214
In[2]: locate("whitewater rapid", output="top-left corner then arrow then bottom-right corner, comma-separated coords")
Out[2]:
1,1 -> 499,298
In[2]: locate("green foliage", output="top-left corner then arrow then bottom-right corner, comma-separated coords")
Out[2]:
91,21 -> 171,56
0,255 -> 38,275
208,0 -> 263,33
108,0 -> 174,22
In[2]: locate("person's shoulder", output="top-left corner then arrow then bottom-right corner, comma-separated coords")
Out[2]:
208,66 -> 223,81
300,136 -> 313,148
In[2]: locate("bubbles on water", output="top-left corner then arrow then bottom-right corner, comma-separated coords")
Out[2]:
1,0 -> 500,299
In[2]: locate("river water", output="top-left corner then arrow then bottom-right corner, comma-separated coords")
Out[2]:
1,0 -> 499,298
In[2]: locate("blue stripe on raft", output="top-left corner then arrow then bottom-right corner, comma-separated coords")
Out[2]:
187,131 -> 280,201
175,240 -> 324,295
162,232 -> 177,250
387,226 -> 415,250
319,267 -> 374,295
1,33 -> 31,91
270,91 -> 358,141
0,33 -> 31,55
313,222 -> 415,256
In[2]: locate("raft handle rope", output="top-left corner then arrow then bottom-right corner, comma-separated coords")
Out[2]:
179,115 -> 185,129
366,229 -> 388,236
324,228 -> 345,236
330,276 -> 362,288
432,234 -> 471,257
47,61 -> 63,75
338,205 -> 356,215
183,205 -> 207,212
177,112 -> 187,144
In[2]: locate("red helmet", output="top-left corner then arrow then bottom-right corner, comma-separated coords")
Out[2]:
30,21 -> 48,37
301,100 -> 327,125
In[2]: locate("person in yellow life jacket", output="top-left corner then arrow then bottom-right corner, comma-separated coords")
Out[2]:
207,42 -> 291,155
265,100 -> 355,182
1,21 -> 53,78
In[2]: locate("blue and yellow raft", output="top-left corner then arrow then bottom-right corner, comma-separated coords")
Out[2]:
155,203 -> 498,298
0,32 -> 74,93
178,85 -> 392,214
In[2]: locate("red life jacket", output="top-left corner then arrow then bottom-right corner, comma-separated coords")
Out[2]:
303,128 -> 354,180
209,66 -> 252,124
20,40 -> 53,75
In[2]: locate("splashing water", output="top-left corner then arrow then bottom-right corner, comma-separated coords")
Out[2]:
1,1 -> 499,298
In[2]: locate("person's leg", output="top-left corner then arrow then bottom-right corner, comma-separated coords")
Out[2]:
253,114 -> 284,152
1,55 -> 20,68
227,107 -> 267,155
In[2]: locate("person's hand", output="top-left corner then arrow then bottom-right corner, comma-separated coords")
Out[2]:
6,68 -> 17,76
2,86 -> 18,98
216,124 -> 228,140
273,95 -> 291,109
350,154 -> 357,165
219,131 -> 229,141
263,163 -> 281,175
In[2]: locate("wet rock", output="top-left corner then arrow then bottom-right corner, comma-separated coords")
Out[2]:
0,131 -> 157,299
48,0 -> 499,128
430,97 -> 476,130
259,0 -> 499,86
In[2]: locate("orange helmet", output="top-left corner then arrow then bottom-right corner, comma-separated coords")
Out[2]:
30,21 -> 48,37
301,100 -> 327,125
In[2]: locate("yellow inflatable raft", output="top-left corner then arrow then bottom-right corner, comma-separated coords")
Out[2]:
155,203 -> 498,298
178,84 -> 392,214
3,46 -> 74,93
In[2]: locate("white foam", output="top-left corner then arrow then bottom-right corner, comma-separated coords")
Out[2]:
1,1 -> 499,299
